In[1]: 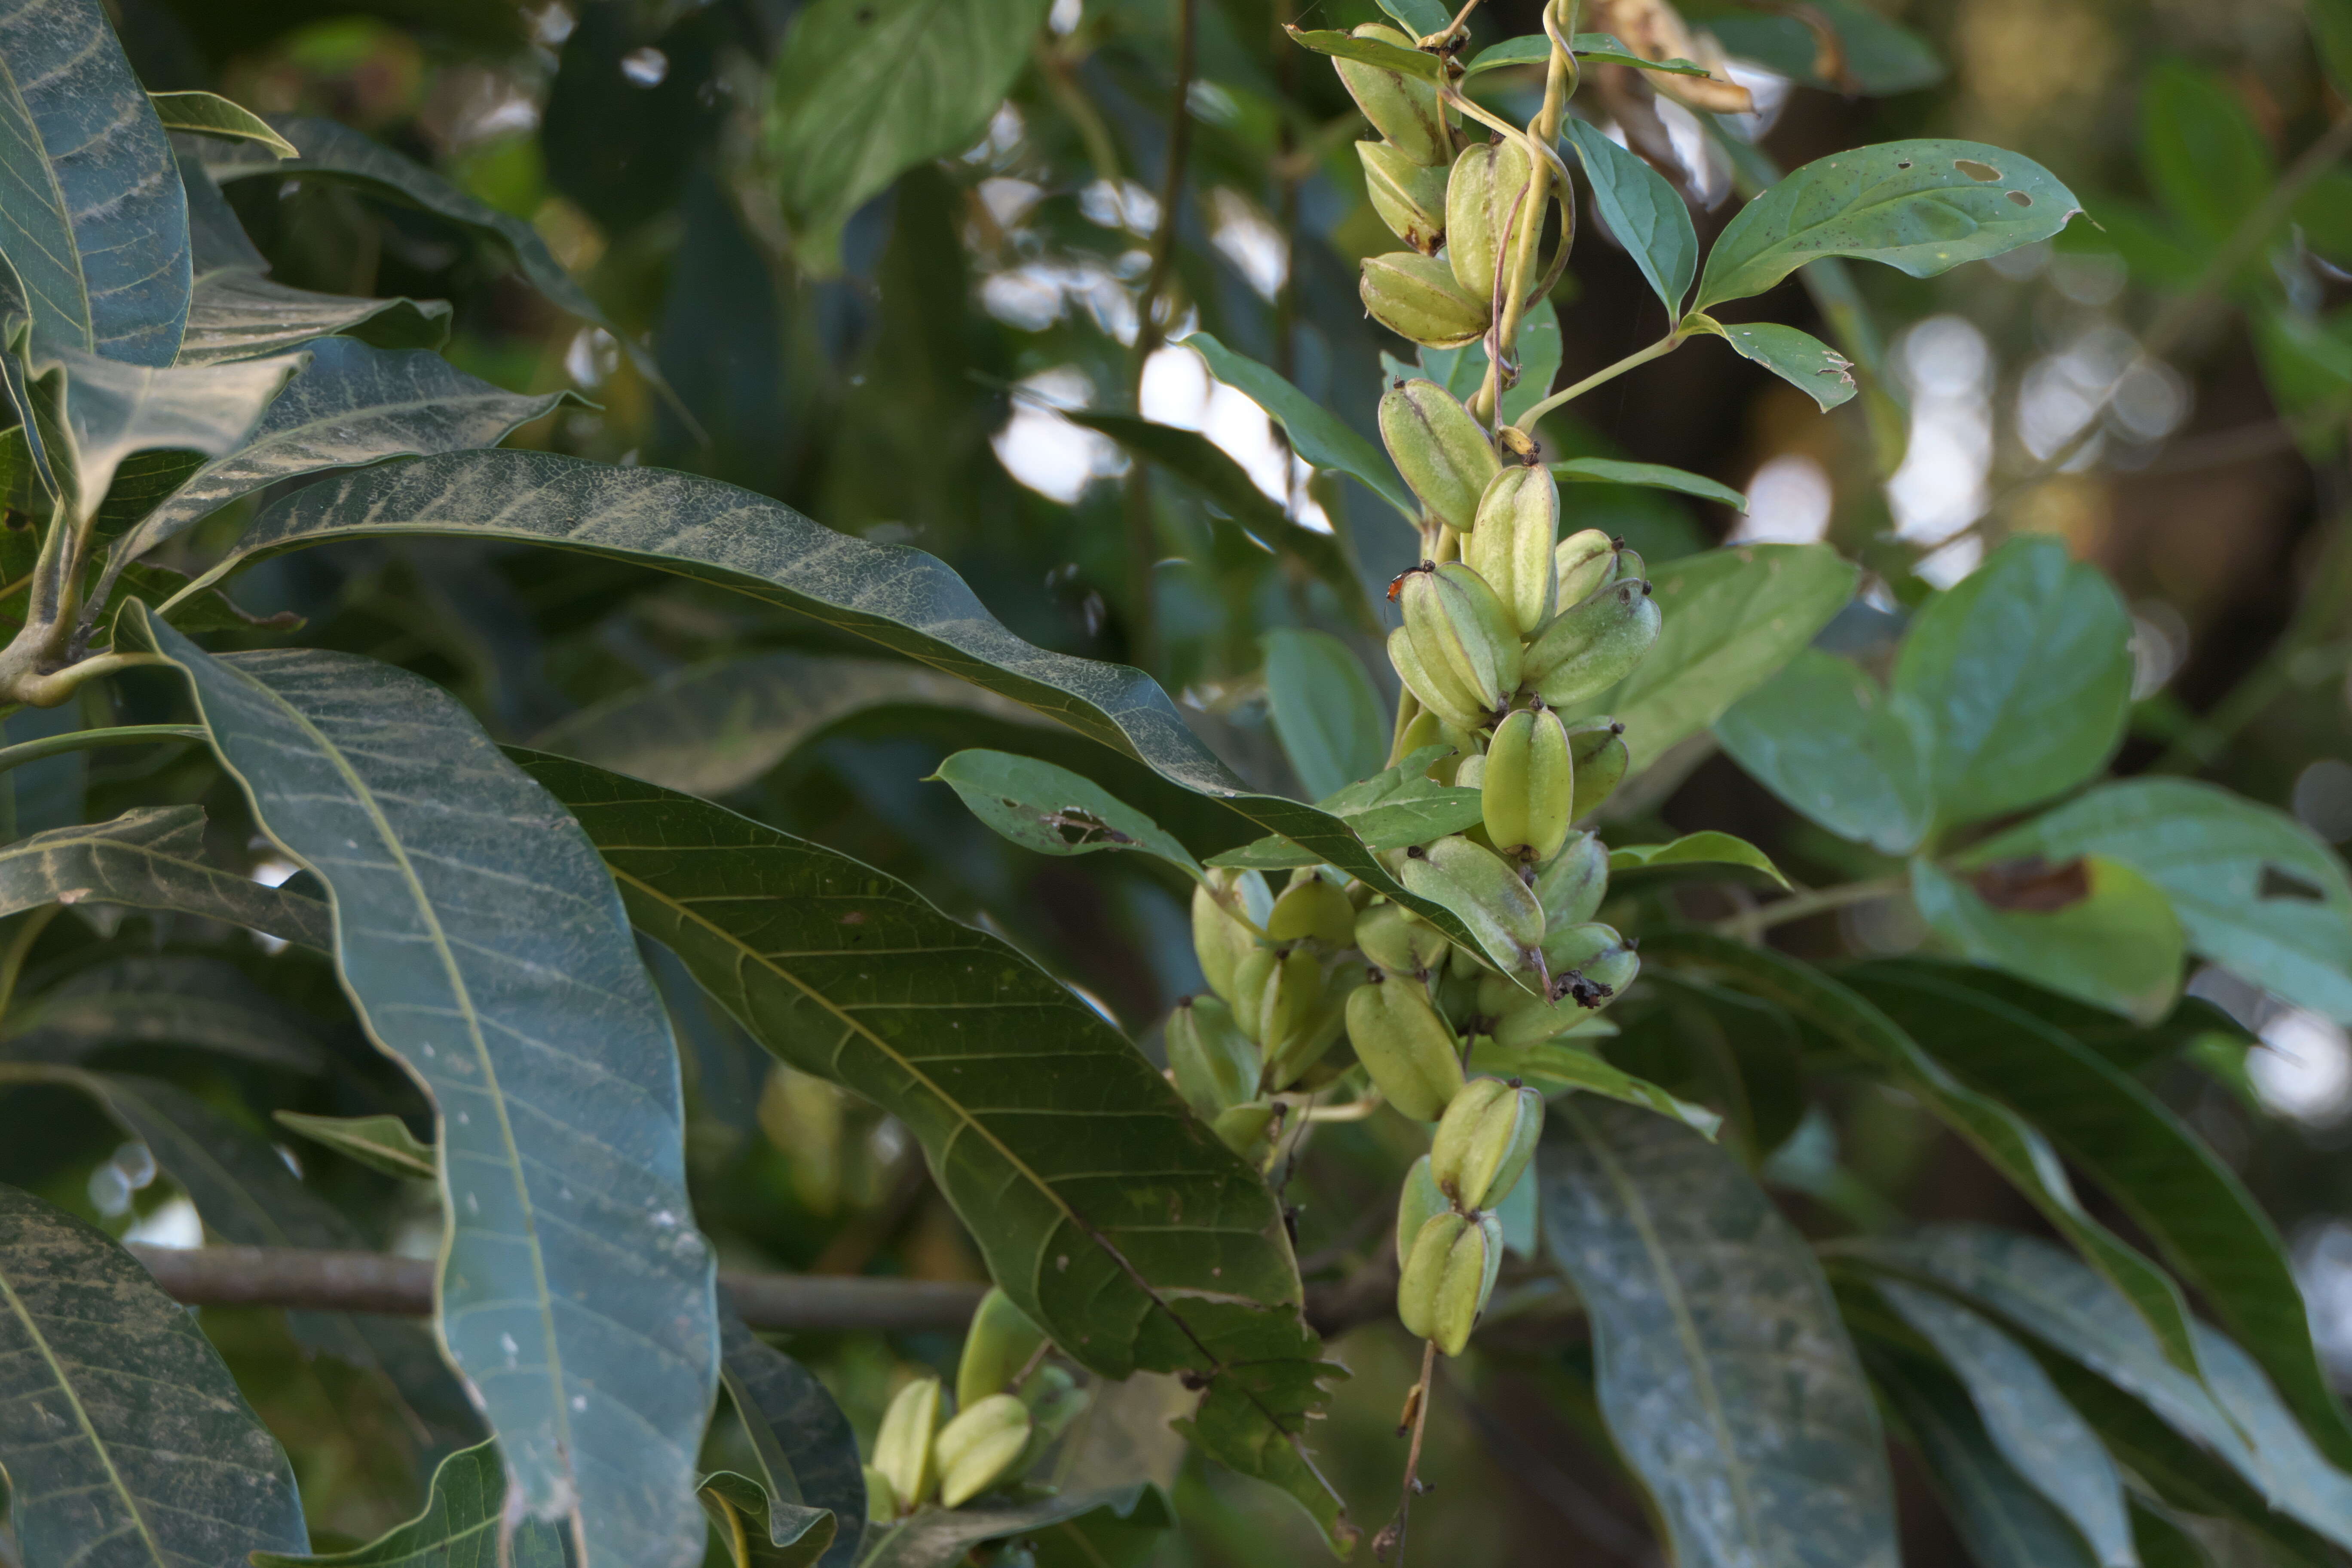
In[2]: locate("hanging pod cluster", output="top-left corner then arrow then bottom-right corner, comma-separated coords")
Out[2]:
866,1288 -> 1063,1518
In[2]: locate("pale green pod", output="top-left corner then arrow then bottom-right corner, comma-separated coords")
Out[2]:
1334,24 -> 1450,166
1481,706 -> 1574,863
1212,1100 -> 1281,1158
1388,622 -> 1491,732
1379,378 -> 1501,534
1396,1210 -> 1467,1341
1191,868 -> 1268,1004
1266,960 -> 1366,1090
1613,545 -> 1647,585
1566,720 -> 1629,820
934,1392 -> 1032,1508
1430,1078 -> 1542,1210
1398,834 -> 1545,966
1540,920 -> 1638,1010
956,1288 -> 1050,1411
1397,1210 -> 1496,1355
1396,1153 -> 1449,1267
1464,465 -> 1559,635
1355,901 -> 1451,979
1360,139 -> 1449,253
1165,994 -> 1259,1118
1403,563 -> 1522,719
1344,969 -> 1466,1121
1268,873 -> 1358,948
1523,578 -> 1661,707
1445,138 -> 1533,299
1554,527 -> 1618,607
864,1464 -> 899,1523
1362,251 -> 1491,349
873,1375 -> 943,1509
1533,830 -> 1609,926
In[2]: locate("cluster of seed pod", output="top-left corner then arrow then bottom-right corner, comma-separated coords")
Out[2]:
866,1289 -> 1056,1518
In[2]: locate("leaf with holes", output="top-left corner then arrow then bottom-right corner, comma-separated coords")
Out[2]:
1695,319 -> 1859,411
1695,139 -> 2083,310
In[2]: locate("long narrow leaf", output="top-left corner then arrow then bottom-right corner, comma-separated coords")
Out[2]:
0,805 -> 331,948
253,1439 -> 565,1568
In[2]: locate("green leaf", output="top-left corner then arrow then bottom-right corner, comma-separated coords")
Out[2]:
2139,61 -> 2272,245
1844,1225 -> 2352,1553
253,1438 -> 566,1568
862,1486 -> 1170,1568
147,90 -> 298,156
1871,1280 -> 2133,1566
1261,629 -> 1387,801
1694,139 -> 2083,311
1063,411 -> 1378,633
1697,319 -> 1859,411
701,1472 -> 829,1568
1374,0 -> 1447,39
2315,0 -> 2352,97
0,1182 -> 310,1565
514,753 -> 1357,1547
1715,647 -> 1932,854
1909,855 -> 2185,1024
1963,778 -> 2352,1024
718,1314 -> 863,1568
165,449 -> 1496,959
0,954 -> 325,1071
1464,1038 -> 1721,1135
1588,542 -> 1858,771
105,336 -> 572,582
1892,534 -> 2132,828
1539,1097 -> 1900,1568
0,0 -> 190,364
1419,296 -> 1564,427
1865,1346 -> 2105,1568
275,1111 -> 438,1181
1850,963 -> 2352,1474
1703,0 -> 1944,95
1179,334 -> 1416,519
770,0 -> 1049,270
0,805 -> 331,948
1207,746 -> 1482,869
1464,33 -> 1717,77
126,614 -> 722,1568
1643,931 -> 2211,1378
1564,118 -> 1699,317
1606,830 -> 1789,887
931,749 -> 1205,877
1552,455 -> 1745,509
1856,959 -> 2249,1077
177,269 -> 453,367
1283,26 -> 1445,79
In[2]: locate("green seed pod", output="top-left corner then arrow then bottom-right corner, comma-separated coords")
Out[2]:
1566,720 -> 1629,820
1398,834 -> 1546,969
1453,750 -> 1486,790
957,1287 -> 1050,1411
1334,24 -> 1451,166
1396,1153 -> 1448,1266
1229,948 -> 1278,1044
1430,1077 -> 1543,1210
1482,706 -> 1575,863
1554,528 -> 1618,607
1540,920 -> 1639,1010
873,1375 -> 943,1510
1445,138 -> 1534,299
1344,968 -> 1466,1120
1612,546 -> 1648,585
1360,140 -> 1449,254
1362,251 -> 1491,349
1378,378 -> 1501,534
1523,579 -> 1661,707
1165,994 -> 1259,1119
1212,1099 -> 1281,1158
1266,960 -> 1366,1090
934,1392 -> 1033,1509
1257,947 -> 1323,1059
1388,624 -> 1491,733
1532,830 -> 1609,926
1396,1209 -> 1500,1355
1355,901 -> 1451,978
1268,873 -> 1358,948
1464,465 -> 1559,636
864,1464 -> 899,1524
1402,563 -> 1522,721
1191,869 -> 1269,1005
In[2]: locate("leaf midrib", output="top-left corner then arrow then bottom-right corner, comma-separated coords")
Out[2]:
0,38 -> 90,347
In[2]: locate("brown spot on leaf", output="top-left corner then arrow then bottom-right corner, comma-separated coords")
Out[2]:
1971,856 -> 2090,913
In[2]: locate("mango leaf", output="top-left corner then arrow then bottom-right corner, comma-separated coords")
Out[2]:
253,1439 -> 566,1568
718,1314 -> 862,1568
1420,296 -> 1564,426
1565,118 -> 1699,317
1208,746 -> 1482,869
1607,830 -> 1788,887
105,336 -> 572,583
1643,930 -> 2211,1377
1844,1225 -> 2352,1553
1892,534 -> 2133,829
0,954 -> 325,1071
862,1486 -> 1170,1568
1283,26 -> 1443,79
1584,542 -> 1858,770
1465,1038 -> 1719,1134
275,1111 -> 438,1181
1539,1097 -> 1900,1568
1715,647 -> 1932,854
1694,139 -> 2083,311
126,612 -> 721,1568
1909,855 -> 2185,1024
1552,456 -> 1745,509
770,0 -> 1049,270
1865,1346 -> 2105,1568
1374,0 -> 1446,37
26,341 -> 302,525
148,90 -> 297,156
1871,1279 -> 2134,1566
0,0 -> 190,364
1262,629 -> 1388,801
931,749 -> 1205,878
162,449 -> 1496,959
0,805 -> 331,948
0,1182 -> 310,1565
1066,411 -> 1379,633
701,1472 -> 828,1568
1696,319 -> 1859,411
1963,778 -> 2352,1025
177,270 -> 451,367
513,753 -> 1357,1547
1179,334 -> 1416,520
1849,962 -> 2352,1474
1464,32 -> 1716,76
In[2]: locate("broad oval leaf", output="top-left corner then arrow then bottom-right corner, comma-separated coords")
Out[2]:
1694,139 -> 2083,310
1179,334 -> 1416,520
1963,778 -> 2352,1024
1909,854 -> 2185,1024
514,751 -> 1356,1547
0,0 -> 190,363
0,805 -> 331,948
0,1182 -> 309,1565
718,1314 -> 863,1568
701,1471 -> 829,1568
1565,118 -> 1699,317
932,749 -> 1204,877
1283,26 -> 1442,79
1715,646 -> 1932,854
1262,629 -> 1387,801
1540,1096 -> 1899,1568
129,615 -> 721,1568
1702,320 -> 1860,410
1892,534 -> 2133,828
253,1439 -> 566,1568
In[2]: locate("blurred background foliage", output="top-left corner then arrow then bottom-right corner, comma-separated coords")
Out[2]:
54,0 -> 2352,1559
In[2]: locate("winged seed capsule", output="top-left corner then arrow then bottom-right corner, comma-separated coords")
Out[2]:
1430,1077 -> 1542,1210
1334,24 -> 1451,165
1360,140 -> 1449,253
873,1375 -> 943,1510
934,1392 -> 1033,1508
1344,967 -> 1465,1120
1566,720 -> 1629,819
1396,1208 -> 1501,1355
1165,995 -> 1260,1118
1481,706 -> 1574,863
1445,138 -> 1534,299
1464,464 -> 1559,636
1361,251 -> 1491,349
956,1288 -> 1050,1410
1379,379 -> 1500,534
1396,1153 -> 1449,1265
1522,578 -> 1660,707
1553,528 -> 1618,607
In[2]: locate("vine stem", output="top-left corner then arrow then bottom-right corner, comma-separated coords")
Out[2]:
1709,875 -> 1908,942
1512,331 -> 1681,428
1378,1338 -> 1441,1563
